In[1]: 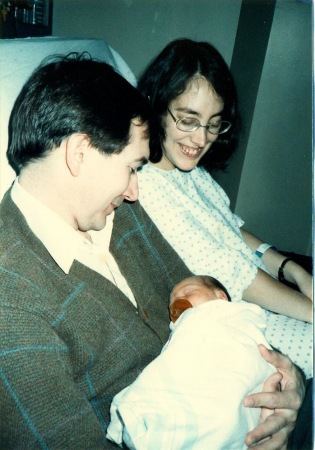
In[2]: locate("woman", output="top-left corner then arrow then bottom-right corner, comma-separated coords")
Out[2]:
137,38 -> 313,378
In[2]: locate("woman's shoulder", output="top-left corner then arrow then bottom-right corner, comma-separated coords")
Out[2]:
190,166 -> 224,192
139,164 -> 192,187
195,167 -> 231,199
192,166 -> 213,180
194,166 -> 221,183
138,163 -> 169,180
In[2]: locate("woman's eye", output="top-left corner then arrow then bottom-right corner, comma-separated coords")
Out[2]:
209,120 -> 221,129
181,117 -> 198,126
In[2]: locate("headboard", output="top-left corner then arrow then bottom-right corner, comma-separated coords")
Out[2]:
0,37 -> 137,200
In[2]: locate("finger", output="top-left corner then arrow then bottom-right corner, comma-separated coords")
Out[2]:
257,345 -> 293,372
246,413 -> 287,443
257,345 -> 305,398
244,390 -> 300,411
244,372 -> 282,409
258,375 -> 281,422
245,414 -> 289,449
261,371 -> 283,393
260,406 -> 275,423
246,430 -> 287,450
246,431 -> 288,450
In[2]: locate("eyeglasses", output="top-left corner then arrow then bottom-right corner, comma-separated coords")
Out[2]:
167,108 -> 232,135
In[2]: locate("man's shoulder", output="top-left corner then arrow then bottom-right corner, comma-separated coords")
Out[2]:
0,192 -> 66,317
113,200 -> 152,236
112,200 -> 172,249
0,189 -> 30,248
0,190 -> 47,280
0,190 -> 22,244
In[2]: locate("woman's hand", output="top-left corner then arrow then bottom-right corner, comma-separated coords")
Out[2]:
243,345 -> 305,450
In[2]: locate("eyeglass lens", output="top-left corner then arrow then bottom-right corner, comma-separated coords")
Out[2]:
177,117 -> 231,135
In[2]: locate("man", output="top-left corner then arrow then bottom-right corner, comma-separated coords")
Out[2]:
0,54 -> 310,449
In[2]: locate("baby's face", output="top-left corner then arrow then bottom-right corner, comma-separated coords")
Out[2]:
170,276 -> 228,308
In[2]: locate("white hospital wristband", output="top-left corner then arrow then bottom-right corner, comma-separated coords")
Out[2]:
255,243 -> 275,258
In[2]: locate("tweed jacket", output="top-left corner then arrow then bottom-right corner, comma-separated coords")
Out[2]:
0,190 -> 192,449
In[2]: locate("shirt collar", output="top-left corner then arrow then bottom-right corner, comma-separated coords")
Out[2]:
11,178 -> 114,274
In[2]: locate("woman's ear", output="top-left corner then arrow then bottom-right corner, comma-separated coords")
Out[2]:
65,133 -> 91,177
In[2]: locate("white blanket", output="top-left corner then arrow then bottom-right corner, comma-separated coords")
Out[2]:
106,301 -> 276,450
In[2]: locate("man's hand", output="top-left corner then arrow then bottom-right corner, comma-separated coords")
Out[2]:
243,345 -> 305,450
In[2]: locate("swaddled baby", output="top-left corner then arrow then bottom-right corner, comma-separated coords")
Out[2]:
106,276 -> 276,450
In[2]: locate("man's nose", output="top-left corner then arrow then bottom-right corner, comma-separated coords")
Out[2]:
123,174 -> 139,201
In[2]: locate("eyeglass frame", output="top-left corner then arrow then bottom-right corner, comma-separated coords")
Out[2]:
167,108 -> 232,135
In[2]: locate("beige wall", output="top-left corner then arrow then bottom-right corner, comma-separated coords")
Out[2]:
52,0 -> 312,255
52,0 -> 241,76
233,0 -> 312,254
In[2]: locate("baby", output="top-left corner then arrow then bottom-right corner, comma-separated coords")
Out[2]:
169,275 -> 231,323
106,276 -> 276,450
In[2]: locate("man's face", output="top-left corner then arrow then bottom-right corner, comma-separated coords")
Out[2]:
74,121 -> 149,232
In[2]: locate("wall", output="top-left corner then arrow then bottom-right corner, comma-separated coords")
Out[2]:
52,0 -> 241,76
233,0 -> 312,255
52,0 -> 312,256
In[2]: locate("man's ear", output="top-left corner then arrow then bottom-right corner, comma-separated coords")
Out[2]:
65,133 -> 91,177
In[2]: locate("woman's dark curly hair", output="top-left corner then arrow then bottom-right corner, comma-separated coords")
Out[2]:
138,38 -> 241,173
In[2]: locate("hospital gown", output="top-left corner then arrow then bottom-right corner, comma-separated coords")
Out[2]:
138,165 -> 312,378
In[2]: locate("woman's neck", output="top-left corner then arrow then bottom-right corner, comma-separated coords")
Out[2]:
153,157 -> 176,171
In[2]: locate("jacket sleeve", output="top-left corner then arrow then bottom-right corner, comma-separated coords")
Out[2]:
0,296 -> 116,449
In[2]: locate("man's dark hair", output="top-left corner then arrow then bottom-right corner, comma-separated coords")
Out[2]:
7,52 -> 151,174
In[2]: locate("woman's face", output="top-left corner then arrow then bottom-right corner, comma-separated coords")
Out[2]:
157,77 -> 224,171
